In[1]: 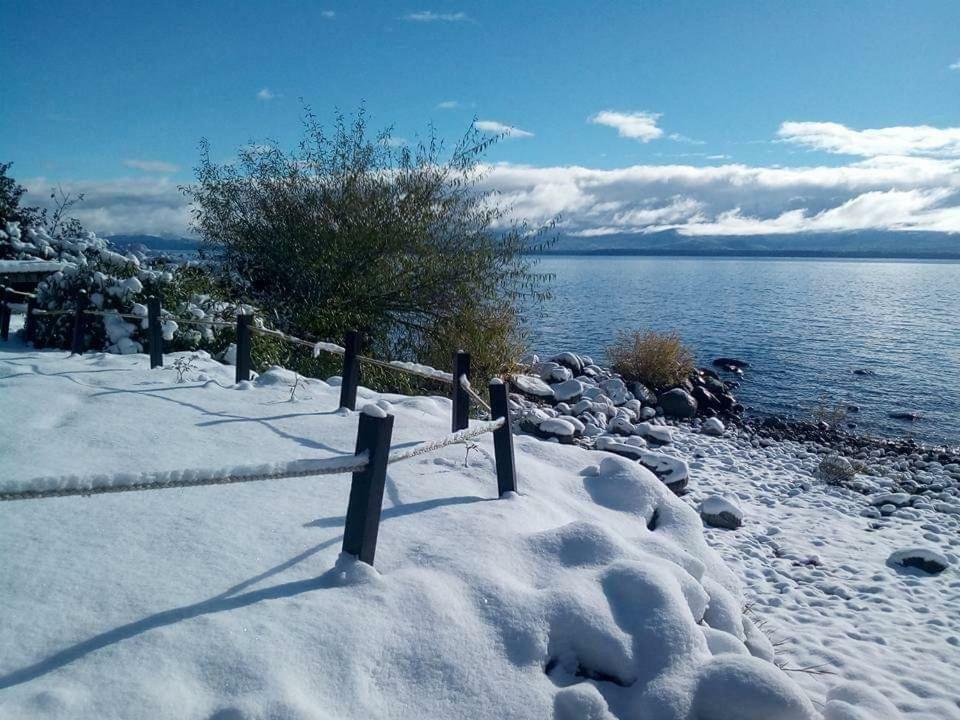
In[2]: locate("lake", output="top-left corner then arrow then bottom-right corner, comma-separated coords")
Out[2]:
525,255 -> 960,448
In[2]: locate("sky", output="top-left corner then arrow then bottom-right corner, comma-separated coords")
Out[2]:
2,0 -> 959,240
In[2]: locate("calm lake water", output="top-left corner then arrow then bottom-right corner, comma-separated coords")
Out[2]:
526,255 -> 960,448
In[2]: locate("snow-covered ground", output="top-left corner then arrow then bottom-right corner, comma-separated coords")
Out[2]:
1,331 -> 958,719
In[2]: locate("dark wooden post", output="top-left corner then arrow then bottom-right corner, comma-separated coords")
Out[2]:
452,350 -> 471,432
148,296 -> 163,369
342,407 -> 395,566
489,379 -> 518,496
70,290 -> 88,355
235,313 -> 252,383
0,289 -> 10,342
339,330 -> 360,410
24,297 -> 36,343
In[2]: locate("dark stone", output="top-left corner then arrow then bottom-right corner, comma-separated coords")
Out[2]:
889,411 -> 922,421
853,369 -> 878,377
713,357 -> 749,369
626,381 -> 657,406
692,385 -> 721,413
550,352 -> 583,376
659,388 -> 698,418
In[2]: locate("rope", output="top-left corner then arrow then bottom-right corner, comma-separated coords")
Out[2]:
173,317 -> 236,329
30,308 -> 72,317
3,288 -> 36,298
387,418 -> 505,465
83,310 -> 145,321
358,355 -> 454,384
0,453 -> 370,502
249,325 -> 336,352
459,374 -> 492,413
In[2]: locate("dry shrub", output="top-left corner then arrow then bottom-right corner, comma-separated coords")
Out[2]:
606,329 -> 695,389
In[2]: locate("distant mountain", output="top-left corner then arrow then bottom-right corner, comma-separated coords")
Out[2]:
106,235 -> 200,254
543,231 -> 960,259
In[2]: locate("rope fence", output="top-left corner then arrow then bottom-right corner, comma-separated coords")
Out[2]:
0,284 -> 521,566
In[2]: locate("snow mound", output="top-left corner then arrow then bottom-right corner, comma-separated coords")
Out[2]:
887,547 -> 950,574
0,343 -> 822,719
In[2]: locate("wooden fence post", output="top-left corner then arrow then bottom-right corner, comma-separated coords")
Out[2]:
235,313 -> 251,383
24,297 -> 36,343
339,330 -> 360,410
148,296 -> 163,369
489,379 -> 518,496
70,290 -> 88,355
0,289 -> 10,342
342,407 -> 395,566
452,350 -> 471,432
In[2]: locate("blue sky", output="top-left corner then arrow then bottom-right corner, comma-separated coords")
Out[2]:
2,0 -> 959,238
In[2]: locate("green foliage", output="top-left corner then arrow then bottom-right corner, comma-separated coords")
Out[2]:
182,106 -> 553,388
606,329 -> 696,389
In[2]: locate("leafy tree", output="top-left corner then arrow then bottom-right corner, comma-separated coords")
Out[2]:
183,107 -> 553,385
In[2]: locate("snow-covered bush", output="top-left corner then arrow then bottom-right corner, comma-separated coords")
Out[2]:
2,220 -> 248,355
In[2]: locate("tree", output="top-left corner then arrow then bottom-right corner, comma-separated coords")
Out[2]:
183,107 -> 553,384
0,162 -> 41,228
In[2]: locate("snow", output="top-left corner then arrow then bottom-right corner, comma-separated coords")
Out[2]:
1,334 -> 958,718
0,259 -> 68,273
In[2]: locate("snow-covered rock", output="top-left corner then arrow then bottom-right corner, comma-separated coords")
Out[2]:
701,495 -> 745,530
659,388 -> 698,418
510,374 -> 555,401
702,417 -> 726,436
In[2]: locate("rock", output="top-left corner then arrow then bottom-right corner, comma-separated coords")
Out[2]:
509,375 -> 555,402
847,404 -> 860,413
550,352 -> 583,376
713,357 -> 749,369
702,417 -> 725,436
634,422 -> 674,444
869,492 -> 911,507
599,377 -> 631,406
626,381 -> 656,406
889,411 -> 922,421
853,369 -> 878,377
658,388 -> 697,418
552,379 -> 585,404
536,362 -> 573,383
640,406 -> 656,420
700,495 -> 743,529
536,418 -> 578,443
888,548 -> 949,574
818,454 -> 857,484
608,416 -> 635,436
692,385 -> 721,413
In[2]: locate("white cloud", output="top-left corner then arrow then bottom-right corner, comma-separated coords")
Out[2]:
256,88 -> 276,101
27,123 -> 960,238
950,59 -> 960,70
473,120 -> 534,138
403,11 -> 471,22
778,121 -> 960,158
123,159 -> 180,174
321,10 -> 335,18
589,111 -> 664,142
436,100 -> 460,110
24,177 -> 192,238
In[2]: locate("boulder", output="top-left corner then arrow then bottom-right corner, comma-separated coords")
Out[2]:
889,411 -> 922,421
509,375 -> 555,402
702,417 -> 725,436
853,368 -> 878,377
626,381 -> 657,406
552,379 -> 585,404
692,385 -> 722,413
550,352 -> 583,376
713,357 -> 749,369
658,388 -> 698,418
700,495 -> 743,530
599,377 -> 631,406
535,418 -> 578,443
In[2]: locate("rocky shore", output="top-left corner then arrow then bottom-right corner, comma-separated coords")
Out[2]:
507,350 -> 960,518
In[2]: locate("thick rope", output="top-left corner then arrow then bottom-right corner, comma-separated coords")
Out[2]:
3,288 -> 36,298
358,355 -> 454,384
0,453 -> 370,502
172,317 -> 236,329
387,418 -> 505,465
83,310 -> 145,321
30,308 -> 72,317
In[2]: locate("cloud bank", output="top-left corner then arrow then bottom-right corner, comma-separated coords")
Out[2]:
24,121 -> 960,239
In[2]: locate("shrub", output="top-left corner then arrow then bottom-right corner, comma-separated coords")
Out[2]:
182,106 -> 553,386
606,329 -> 696,389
